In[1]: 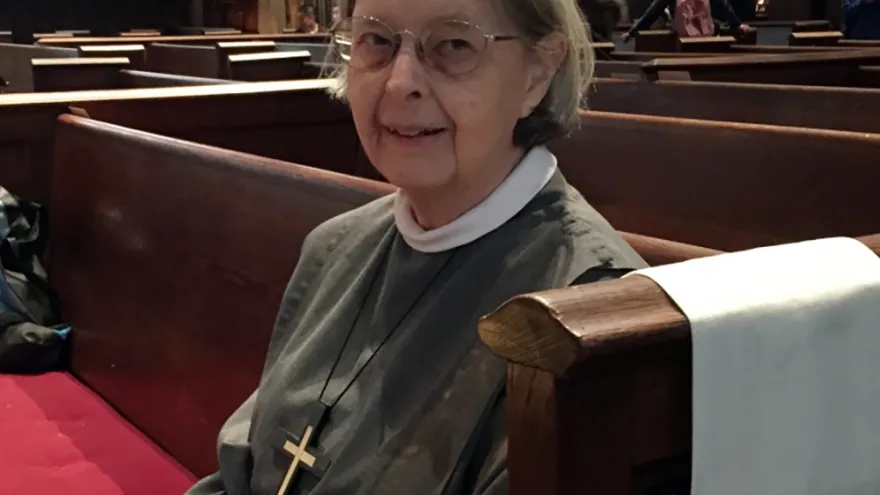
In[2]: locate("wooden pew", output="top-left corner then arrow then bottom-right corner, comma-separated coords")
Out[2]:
609,52 -> 732,62
730,44 -> 861,53
40,113 -> 725,479
789,30 -> 844,46
144,43 -> 222,79
588,78 -> 880,132
176,27 -> 242,35
31,58 -> 131,92
641,50 -> 880,86
39,33 -> 329,48
120,29 -> 161,37
46,114 -> 392,477
0,43 -> 79,93
594,61 -> 647,79
227,51 -> 311,81
792,20 -> 831,32
78,44 -> 147,69
856,65 -> 880,87
0,79 -> 360,205
548,111 -> 880,251
145,42 -> 313,80
30,57 -> 233,91
117,70 -> 235,88
634,30 -> 677,52
678,36 -> 736,53
476,234 -> 880,495
216,40 -> 277,55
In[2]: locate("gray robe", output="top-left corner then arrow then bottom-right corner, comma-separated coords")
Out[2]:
187,172 -> 646,495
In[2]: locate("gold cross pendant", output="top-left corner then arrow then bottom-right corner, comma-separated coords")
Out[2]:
275,406 -> 331,495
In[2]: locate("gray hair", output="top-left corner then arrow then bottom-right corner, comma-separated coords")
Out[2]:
325,0 -> 594,149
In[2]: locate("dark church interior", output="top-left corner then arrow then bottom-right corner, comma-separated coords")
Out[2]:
0,0 -> 878,493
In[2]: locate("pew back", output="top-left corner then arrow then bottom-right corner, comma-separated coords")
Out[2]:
588,78 -> 880,133
0,44 -> 79,92
643,50 -> 880,86
31,58 -> 130,92
145,43 -> 221,79
48,115 -> 393,476
549,111 -> 880,251
0,80 -> 361,205
227,51 -> 311,81
78,44 -> 147,69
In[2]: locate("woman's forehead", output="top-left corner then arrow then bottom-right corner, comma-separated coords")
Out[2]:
353,0 -> 502,28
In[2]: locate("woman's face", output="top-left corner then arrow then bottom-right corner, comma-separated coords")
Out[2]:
345,0 -> 555,193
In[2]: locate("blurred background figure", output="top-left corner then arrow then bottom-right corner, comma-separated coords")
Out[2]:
843,0 -> 880,38
622,0 -> 749,41
580,0 -> 630,41
331,4 -> 342,27
294,4 -> 320,33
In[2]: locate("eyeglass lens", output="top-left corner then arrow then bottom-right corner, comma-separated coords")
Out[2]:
333,17 -> 491,75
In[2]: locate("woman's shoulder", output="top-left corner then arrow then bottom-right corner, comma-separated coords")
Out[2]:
520,175 -> 645,269
300,193 -> 397,260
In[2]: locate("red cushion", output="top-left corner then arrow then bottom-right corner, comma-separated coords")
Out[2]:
0,372 -> 196,495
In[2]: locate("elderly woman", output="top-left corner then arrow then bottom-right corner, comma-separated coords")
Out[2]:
186,0 -> 644,493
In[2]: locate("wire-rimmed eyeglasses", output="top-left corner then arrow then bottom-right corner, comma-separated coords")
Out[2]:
331,16 -> 518,76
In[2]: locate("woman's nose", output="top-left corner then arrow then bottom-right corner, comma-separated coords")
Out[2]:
383,41 -> 426,100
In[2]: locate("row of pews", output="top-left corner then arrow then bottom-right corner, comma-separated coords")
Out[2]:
0,20 -> 878,495
0,32 -> 332,93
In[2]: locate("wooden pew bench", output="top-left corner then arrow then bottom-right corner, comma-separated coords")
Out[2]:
678,35 -> 736,53
31,58 -> 132,92
0,79 -> 360,205
548,111 -> 880,251
35,114 -> 393,477
641,49 -> 880,86
39,33 -> 329,48
145,42 -> 314,81
144,43 -> 223,79
117,70 -> 236,88
634,30 -> 678,52
477,234 -> 880,494
227,51 -> 311,81
23,114 -> 724,480
78,44 -> 147,69
857,65 -> 880,87
792,20 -> 832,32
789,30 -> 844,46
588,78 -> 880,132
30,57 -> 234,91
0,43 -> 79,93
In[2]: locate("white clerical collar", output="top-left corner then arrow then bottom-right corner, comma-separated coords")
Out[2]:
394,146 -> 558,253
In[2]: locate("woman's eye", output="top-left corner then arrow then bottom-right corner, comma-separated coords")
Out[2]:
359,33 -> 393,46
437,38 -> 474,52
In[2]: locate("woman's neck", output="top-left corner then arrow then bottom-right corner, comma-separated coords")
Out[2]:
406,148 -> 525,229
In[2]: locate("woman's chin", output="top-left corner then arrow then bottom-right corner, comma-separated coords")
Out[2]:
376,160 -> 456,191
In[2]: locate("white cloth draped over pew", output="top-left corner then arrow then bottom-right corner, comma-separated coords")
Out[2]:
627,237 -> 880,495
479,234 -> 880,495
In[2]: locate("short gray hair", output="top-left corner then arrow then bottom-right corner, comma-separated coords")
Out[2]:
325,0 -> 594,149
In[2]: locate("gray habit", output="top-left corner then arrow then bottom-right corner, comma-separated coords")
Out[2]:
187,172 -> 646,495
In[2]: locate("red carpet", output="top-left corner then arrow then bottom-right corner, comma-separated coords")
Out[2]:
0,372 -> 197,495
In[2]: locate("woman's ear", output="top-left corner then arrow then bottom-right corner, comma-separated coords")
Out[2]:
520,34 -> 568,118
